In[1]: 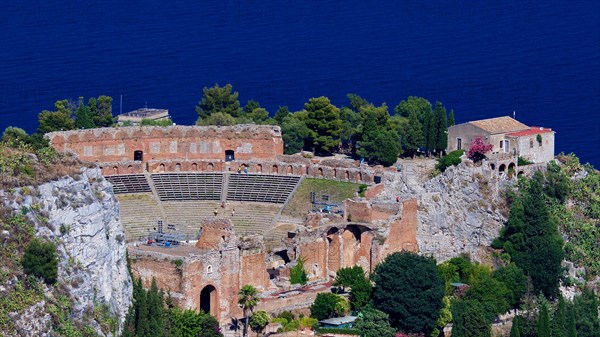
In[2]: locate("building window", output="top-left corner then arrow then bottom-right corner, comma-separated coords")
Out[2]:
504,140 -> 510,153
499,140 -> 503,149
457,138 -> 462,150
207,265 -> 213,274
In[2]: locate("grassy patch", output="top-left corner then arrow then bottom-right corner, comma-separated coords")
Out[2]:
282,178 -> 360,218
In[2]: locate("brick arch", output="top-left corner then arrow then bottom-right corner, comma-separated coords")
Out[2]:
191,163 -> 198,171
159,163 -> 166,172
127,165 -> 134,174
287,165 -> 293,175
272,165 -> 278,174
175,163 -> 181,171
499,164 -> 506,172
317,168 -> 324,176
256,164 -> 263,173
345,170 -> 350,179
113,166 -> 119,175
199,284 -> 218,317
356,172 -> 362,181
207,163 -> 214,172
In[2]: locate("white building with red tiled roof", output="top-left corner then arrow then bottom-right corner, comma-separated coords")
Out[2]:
448,116 -> 555,164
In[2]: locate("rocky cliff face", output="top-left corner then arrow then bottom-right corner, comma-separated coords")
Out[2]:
377,160 -> 513,262
2,168 -> 132,336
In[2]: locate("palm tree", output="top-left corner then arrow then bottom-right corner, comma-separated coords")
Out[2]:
238,285 -> 259,337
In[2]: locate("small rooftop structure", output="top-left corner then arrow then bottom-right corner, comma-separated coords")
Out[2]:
117,107 -> 170,125
319,316 -> 357,328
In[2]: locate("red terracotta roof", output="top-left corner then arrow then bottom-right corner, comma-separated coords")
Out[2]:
506,126 -> 553,137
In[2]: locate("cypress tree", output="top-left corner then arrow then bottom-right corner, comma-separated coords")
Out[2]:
448,109 -> 455,126
147,278 -> 164,336
74,97 -> 95,129
567,302 -> 577,337
553,296 -> 567,337
136,278 -> 150,337
537,302 -> 551,337
433,101 -> 448,154
423,108 -> 436,155
510,316 -> 521,337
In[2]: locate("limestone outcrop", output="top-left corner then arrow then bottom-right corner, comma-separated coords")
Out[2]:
2,168 -> 132,336
377,160 -> 513,262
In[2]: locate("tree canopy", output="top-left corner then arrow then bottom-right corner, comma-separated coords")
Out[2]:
304,96 -> 342,155
371,251 -> 444,334
196,84 -> 242,120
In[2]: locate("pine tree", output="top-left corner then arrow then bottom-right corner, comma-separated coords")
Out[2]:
303,96 -> 342,155
274,106 -> 290,125
537,302 -> 551,337
422,108 -> 436,156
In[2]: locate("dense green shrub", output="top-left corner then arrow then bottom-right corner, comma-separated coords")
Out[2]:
314,327 -> 361,335
22,238 -> 58,284
517,156 -> 533,166
310,293 -> 346,321
435,149 -> 464,172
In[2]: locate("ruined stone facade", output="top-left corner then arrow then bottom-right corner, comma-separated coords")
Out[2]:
128,198 -> 419,327
46,125 -> 284,163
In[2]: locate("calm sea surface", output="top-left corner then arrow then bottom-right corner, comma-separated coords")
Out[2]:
1,1 -> 599,167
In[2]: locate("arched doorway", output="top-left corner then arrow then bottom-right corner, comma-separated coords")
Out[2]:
317,168 -> 324,176
256,164 -> 262,173
113,166 -> 119,175
200,285 -> 218,316
272,165 -> 278,174
357,172 -> 362,181
345,171 -> 350,179
207,163 -> 214,172
127,165 -> 134,174
191,163 -> 198,171
175,163 -> 181,171
287,165 -> 293,175
499,164 -> 506,173
159,163 -> 166,172
225,150 -> 235,162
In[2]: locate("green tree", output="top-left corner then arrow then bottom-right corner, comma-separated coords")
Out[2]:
290,256 -> 308,285
537,302 -> 550,337
354,306 -> 396,337
274,106 -> 290,125
464,268 -> 510,322
552,296 -> 567,337
573,289 -> 600,337
432,296 -> 453,337
74,97 -> 95,129
433,101 -> 448,154
2,126 -> 29,145
249,310 -> 269,337
402,111 -> 425,156
95,95 -> 114,127
196,84 -> 242,120
281,113 -> 310,154
497,173 -> 564,299
371,251 -> 444,334
135,278 -> 150,337
451,300 -> 491,337
304,96 -> 342,155
334,266 -> 366,292
22,238 -> 58,284
509,316 -> 521,337
493,263 -> 527,309
310,293 -> 345,320
448,110 -> 455,127
394,96 -> 432,119
38,104 -> 75,134
357,109 -> 400,165
423,108 -> 436,155
567,302 -> 577,337
147,278 -> 164,336
238,285 -> 260,337
196,112 -> 237,126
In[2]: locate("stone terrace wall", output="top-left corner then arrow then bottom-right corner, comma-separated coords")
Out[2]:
46,124 -> 283,163
100,159 -> 379,183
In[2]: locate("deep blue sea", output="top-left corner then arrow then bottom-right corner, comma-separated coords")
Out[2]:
1,1 -> 599,167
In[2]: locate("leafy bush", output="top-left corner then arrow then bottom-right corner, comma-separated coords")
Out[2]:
310,293 -> 347,321
436,149 -> 464,172
517,156 -> 533,166
22,238 -> 58,284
